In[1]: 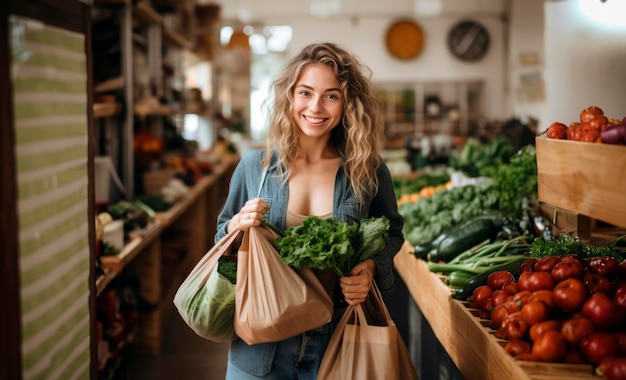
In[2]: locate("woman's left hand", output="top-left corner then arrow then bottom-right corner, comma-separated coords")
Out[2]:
339,259 -> 376,305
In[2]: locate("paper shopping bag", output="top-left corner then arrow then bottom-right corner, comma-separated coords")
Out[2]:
173,228 -> 242,342
317,281 -> 419,380
234,225 -> 333,345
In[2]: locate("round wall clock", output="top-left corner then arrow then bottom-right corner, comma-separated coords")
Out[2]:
385,19 -> 425,60
447,20 -> 490,62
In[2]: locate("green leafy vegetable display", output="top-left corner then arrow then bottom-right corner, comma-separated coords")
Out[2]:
398,181 -> 499,247
275,216 -> 390,276
530,233 -> 626,262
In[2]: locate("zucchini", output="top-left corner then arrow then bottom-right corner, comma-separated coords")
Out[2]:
429,218 -> 498,263
444,270 -> 475,289
451,257 -> 528,300
414,231 -> 448,259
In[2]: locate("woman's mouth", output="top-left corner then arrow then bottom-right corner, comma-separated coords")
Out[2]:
303,115 -> 327,124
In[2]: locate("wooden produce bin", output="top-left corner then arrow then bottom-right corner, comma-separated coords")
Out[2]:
394,242 -> 596,380
535,137 -> 626,229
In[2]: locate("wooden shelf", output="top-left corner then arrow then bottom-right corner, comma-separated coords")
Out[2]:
133,103 -> 173,117
93,102 -> 122,118
100,223 -> 165,273
134,1 -> 163,25
394,241 -> 596,380
164,28 -> 193,50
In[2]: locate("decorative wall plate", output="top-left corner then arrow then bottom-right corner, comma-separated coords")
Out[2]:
385,19 -> 425,60
447,20 -> 490,62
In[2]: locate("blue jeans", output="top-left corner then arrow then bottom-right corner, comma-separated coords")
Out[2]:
225,322 -> 335,380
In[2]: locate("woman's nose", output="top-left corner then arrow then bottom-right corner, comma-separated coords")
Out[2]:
308,96 -> 323,112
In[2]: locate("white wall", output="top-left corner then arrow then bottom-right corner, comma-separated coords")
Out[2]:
214,0 -> 510,120
545,0 -> 626,126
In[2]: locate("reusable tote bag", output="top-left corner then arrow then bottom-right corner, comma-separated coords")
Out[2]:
317,281 -> 419,380
173,228 -> 242,342
234,224 -> 333,345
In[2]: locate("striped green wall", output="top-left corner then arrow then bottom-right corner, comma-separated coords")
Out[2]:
12,16 -> 91,380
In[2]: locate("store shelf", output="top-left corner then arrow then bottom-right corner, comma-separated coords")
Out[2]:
164,28 -> 193,50
100,223 -> 164,273
394,242 -> 596,380
93,102 -> 122,118
133,1 -> 163,25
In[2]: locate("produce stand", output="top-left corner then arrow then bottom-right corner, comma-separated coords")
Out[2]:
95,159 -> 237,354
394,241 -> 597,380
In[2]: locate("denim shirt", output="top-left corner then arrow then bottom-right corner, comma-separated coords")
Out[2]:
215,149 -> 404,376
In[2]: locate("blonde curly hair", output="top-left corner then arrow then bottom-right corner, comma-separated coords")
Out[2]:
262,42 -> 384,204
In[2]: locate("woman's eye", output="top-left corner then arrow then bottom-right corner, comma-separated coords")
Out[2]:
298,90 -> 310,96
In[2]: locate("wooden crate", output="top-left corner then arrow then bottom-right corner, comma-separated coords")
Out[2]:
535,137 -> 626,228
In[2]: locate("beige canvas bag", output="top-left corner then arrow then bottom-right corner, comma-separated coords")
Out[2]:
234,224 -> 333,345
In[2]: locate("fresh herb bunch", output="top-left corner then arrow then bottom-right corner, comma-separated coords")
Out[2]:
217,258 -> 237,284
530,233 -> 626,262
481,145 -> 538,219
275,216 -> 390,277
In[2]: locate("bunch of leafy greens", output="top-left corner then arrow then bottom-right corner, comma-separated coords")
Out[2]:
481,145 -> 538,219
448,137 -> 513,178
398,180 -> 499,247
275,216 -> 390,277
217,258 -> 237,284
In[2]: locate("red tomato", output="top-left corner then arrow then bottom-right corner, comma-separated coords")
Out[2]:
584,273 -> 612,295
502,281 -> 519,295
502,297 -> 520,313
490,304 -> 510,329
504,317 -> 529,341
518,271 -> 555,292
588,256 -> 620,279
561,253 -> 586,266
521,300 -> 551,326
563,350 -> 586,364
487,270 -> 515,290
468,285 -> 493,309
551,260 -> 585,282
529,320 -> 562,343
504,339 -> 532,357
552,277 -> 588,313
512,290 -> 532,308
534,256 -> 562,273
546,122 -> 568,139
580,105 -> 604,123
502,312 -> 529,341
519,258 -> 538,274
532,330 -> 568,362
561,317 -> 595,345
582,292 -> 625,331
613,331 -> 626,356
529,289 -> 555,310
580,332 -> 618,365
567,122 -> 582,141
616,288 -> 626,309
597,356 -> 619,377
589,115 -> 609,131
491,289 -> 513,307
605,358 -> 626,380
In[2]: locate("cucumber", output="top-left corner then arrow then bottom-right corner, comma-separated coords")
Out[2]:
451,257 -> 528,300
429,218 -> 498,263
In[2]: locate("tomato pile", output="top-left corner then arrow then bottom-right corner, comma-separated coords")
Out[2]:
545,105 -> 626,145
467,254 -> 626,379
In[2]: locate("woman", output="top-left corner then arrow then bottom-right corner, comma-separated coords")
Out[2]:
215,42 -> 404,379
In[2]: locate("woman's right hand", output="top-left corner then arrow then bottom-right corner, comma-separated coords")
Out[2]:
229,198 -> 269,232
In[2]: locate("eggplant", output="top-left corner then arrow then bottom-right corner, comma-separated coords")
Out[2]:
601,123 -> 626,145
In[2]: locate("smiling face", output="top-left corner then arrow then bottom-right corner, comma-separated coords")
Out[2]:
291,63 -> 344,141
